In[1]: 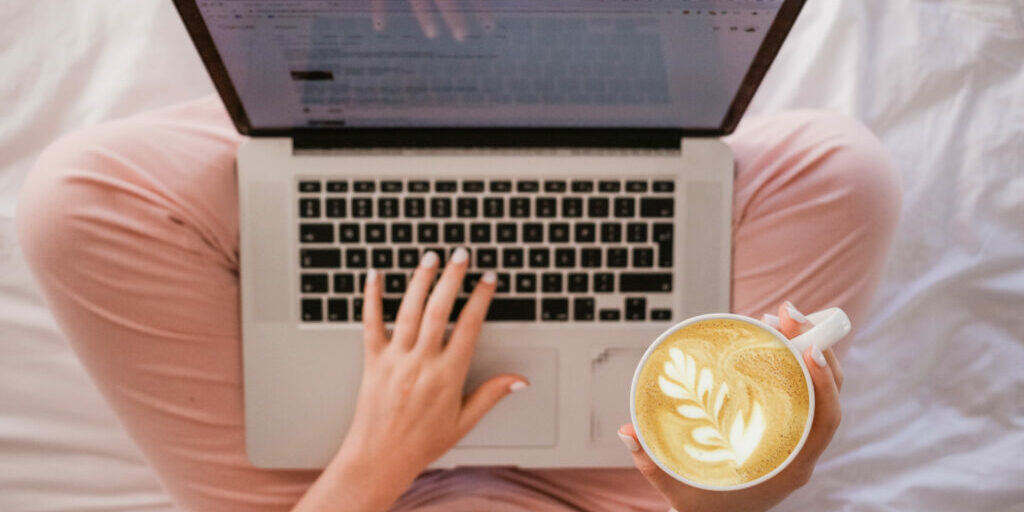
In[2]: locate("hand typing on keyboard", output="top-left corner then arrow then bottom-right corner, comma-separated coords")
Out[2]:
293,248 -> 527,512
370,0 -> 496,42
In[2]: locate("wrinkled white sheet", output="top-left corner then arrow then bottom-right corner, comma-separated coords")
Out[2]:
1,1 -> 1022,511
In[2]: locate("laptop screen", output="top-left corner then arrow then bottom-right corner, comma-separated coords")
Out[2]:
183,0 -> 794,134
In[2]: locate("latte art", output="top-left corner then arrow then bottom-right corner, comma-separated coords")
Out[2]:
635,319 -> 809,487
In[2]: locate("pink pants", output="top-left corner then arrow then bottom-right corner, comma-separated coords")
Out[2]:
16,96 -> 901,511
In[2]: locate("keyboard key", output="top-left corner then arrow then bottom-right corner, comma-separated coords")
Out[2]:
444,223 -> 465,243
301,249 -> 340,268
381,181 -> 403,193
541,298 -> 569,321
339,223 -> 360,243
555,248 -> 576,268
372,248 -> 393,268
449,298 -> 468,321
640,198 -> 674,217
301,273 -> 328,293
620,273 -> 673,292
354,181 -> 375,193
300,224 -> 333,243
516,273 -> 537,293
599,180 -> 621,192
574,298 -> 595,321
346,249 -> 367,268
536,198 -> 557,217
594,273 -> 615,292
392,223 -> 413,243
366,223 -> 386,243
607,248 -> 629,267
562,197 -> 583,217
299,198 -> 320,218
626,181 -> 648,192
358,272 -> 370,293
571,180 -> 594,193
483,198 -> 504,218
382,298 -> 402,322
497,223 -> 517,242
378,198 -> 399,218
599,309 -> 621,321
327,298 -> 348,322
457,198 -> 478,217
470,223 -> 491,243
581,248 -> 602,268
486,299 -> 536,321
568,273 -> 588,292
653,223 -> 673,267
418,223 -> 439,243
633,248 -> 655,268
326,198 -> 346,218
529,248 -> 550,268
435,180 -> 457,192
575,223 -> 596,243
490,180 -> 512,192
549,223 -> 570,243
517,180 -> 540,192
510,197 -> 531,217
398,248 -> 419,268
334,273 -> 355,293
627,223 -> 648,242
477,248 -> 498,268
544,180 -> 567,193
463,273 -> 482,293
601,223 -> 622,243
542,273 -> 562,293
614,197 -> 636,218
409,180 -> 430,193
302,298 -> 323,321
430,197 -> 452,218
326,180 -> 348,193
651,309 -> 673,321
463,180 -> 485,192
503,248 -> 524,268
653,181 -> 675,192
353,298 -> 363,321
352,198 -> 373,218
404,198 -> 425,218
588,197 -> 609,217
625,297 -> 646,321
496,273 -> 511,293
299,181 -> 321,193
523,223 -> 544,243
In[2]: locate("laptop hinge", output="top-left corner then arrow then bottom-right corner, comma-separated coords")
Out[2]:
291,129 -> 693,151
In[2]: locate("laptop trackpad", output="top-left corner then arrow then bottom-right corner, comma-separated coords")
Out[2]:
456,348 -> 558,447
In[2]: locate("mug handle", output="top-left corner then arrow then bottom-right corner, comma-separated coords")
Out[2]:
787,307 -> 853,355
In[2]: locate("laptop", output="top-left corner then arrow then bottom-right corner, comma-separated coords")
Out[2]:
173,0 -> 805,469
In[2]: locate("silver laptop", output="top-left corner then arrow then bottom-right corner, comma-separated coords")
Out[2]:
174,0 -> 804,469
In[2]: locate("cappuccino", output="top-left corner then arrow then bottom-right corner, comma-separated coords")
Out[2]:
634,318 -> 809,487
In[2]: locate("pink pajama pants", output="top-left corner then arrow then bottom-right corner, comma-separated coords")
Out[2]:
16,96 -> 902,511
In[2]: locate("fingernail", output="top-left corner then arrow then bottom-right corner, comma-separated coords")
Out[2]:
509,381 -> 528,392
811,345 -> 828,368
420,251 -> 439,268
785,301 -> 808,324
761,313 -> 780,329
451,247 -> 469,264
618,432 -> 640,452
482,271 -> 497,284
366,268 -> 378,286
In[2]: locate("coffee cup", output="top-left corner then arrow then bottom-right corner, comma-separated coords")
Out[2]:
629,308 -> 851,491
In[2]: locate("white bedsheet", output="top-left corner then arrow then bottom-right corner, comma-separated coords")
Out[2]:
2,1 -> 1022,511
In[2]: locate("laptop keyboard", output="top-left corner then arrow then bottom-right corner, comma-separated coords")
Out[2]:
297,178 -> 676,323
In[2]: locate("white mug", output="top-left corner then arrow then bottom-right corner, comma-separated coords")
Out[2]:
629,307 -> 852,491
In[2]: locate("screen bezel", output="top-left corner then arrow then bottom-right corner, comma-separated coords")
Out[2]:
172,0 -> 806,147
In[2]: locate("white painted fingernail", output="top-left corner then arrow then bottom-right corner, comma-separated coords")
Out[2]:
420,251 -> 439,268
785,301 -> 808,324
761,313 -> 781,329
482,271 -> 497,284
366,269 -> 378,286
451,247 -> 468,264
811,345 -> 828,368
509,381 -> 528,392
618,432 -> 640,452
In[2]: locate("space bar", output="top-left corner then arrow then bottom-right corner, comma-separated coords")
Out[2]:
486,299 -> 537,321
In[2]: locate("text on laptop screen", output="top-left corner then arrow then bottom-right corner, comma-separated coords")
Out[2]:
197,0 -> 784,129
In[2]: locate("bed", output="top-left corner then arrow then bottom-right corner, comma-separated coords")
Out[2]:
2,1 -> 1022,510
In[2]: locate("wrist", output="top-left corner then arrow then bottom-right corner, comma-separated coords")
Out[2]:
325,440 -> 421,511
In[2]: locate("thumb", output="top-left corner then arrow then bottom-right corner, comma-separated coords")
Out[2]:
457,374 -> 528,436
618,424 -> 681,494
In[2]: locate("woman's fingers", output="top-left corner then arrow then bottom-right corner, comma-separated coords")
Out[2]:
617,424 -> 684,497
794,345 -> 842,464
457,374 -> 528,436
362,269 -> 386,355
778,300 -> 811,339
433,0 -> 467,41
445,271 -> 496,369
823,348 -> 844,391
415,248 -> 470,353
409,0 -> 439,38
392,251 -> 440,350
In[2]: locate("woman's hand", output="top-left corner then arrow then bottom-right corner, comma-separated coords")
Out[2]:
294,248 -> 527,512
618,301 -> 845,512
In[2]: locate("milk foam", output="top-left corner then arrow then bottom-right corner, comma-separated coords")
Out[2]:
636,319 -> 809,487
